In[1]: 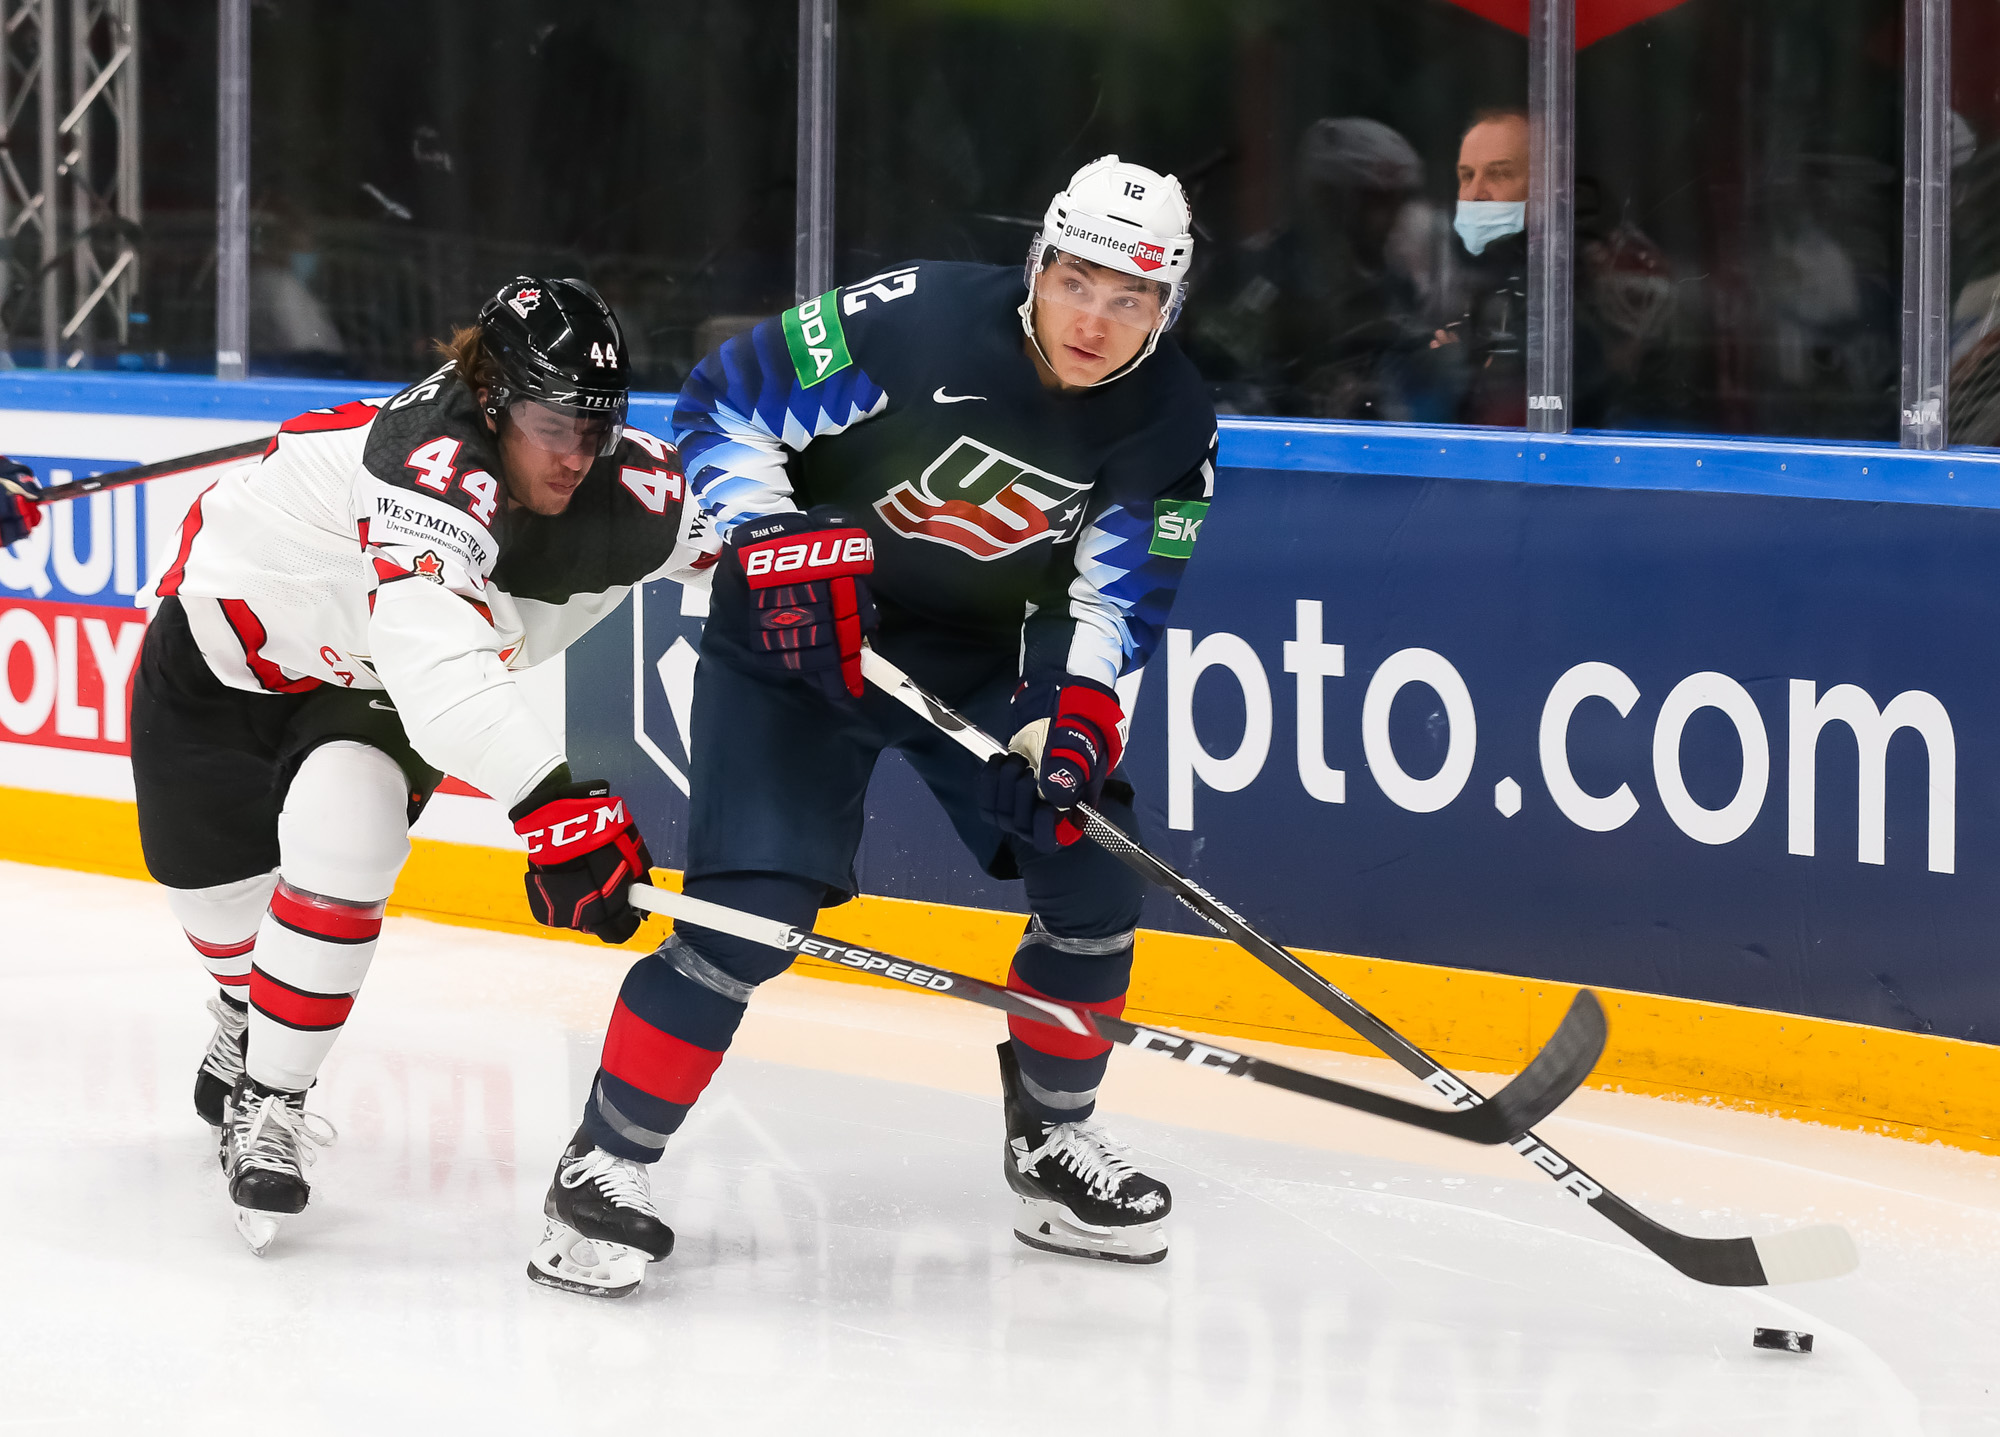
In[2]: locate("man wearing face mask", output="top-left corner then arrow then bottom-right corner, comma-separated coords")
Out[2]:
129,276 -> 700,1255
1437,106 -> 1530,426
526,156 -> 1219,1298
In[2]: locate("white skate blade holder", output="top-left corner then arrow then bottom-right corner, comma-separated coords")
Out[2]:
233,1206 -> 284,1258
1013,1196 -> 1167,1265
526,1218 -> 655,1299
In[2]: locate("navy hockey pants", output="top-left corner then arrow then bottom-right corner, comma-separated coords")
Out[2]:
582,638 -> 1145,1163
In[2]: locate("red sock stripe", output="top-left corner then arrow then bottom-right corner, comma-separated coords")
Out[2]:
600,997 -> 726,1106
186,931 -> 257,960
270,881 -> 385,944
212,971 -> 250,989
1005,967 -> 1124,1061
250,965 -> 356,1031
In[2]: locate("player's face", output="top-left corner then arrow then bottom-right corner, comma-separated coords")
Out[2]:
493,400 -> 616,515
1032,253 -> 1161,388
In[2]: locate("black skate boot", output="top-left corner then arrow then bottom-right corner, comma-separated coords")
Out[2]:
221,1076 -> 336,1256
526,1127 -> 676,1299
194,995 -> 248,1127
997,1041 -> 1171,1264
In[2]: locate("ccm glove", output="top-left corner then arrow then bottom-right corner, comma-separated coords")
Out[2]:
511,777 -> 654,944
977,675 -> 1125,850
722,509 -> 877,700
0,457 -> 41,548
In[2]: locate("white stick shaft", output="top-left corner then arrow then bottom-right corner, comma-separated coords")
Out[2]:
627,882 -> 800,949
859,647 -> 1007,760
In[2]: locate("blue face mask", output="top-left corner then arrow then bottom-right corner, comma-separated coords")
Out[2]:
1455,199 -> 1525,256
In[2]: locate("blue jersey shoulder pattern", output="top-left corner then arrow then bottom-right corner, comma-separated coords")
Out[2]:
1028,430 -> 1217,685
674,307 -> 888,539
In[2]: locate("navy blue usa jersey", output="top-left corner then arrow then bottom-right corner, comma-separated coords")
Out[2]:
672,261 -> 1217,687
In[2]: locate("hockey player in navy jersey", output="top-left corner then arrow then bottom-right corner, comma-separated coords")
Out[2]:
528,157 -> 1219,1298
131,277 -> 695,1254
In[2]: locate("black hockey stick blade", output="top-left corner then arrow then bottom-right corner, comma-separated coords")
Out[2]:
856,648 -> 1861,1287
31,436 -> 270,505
624,883 -> 1599,1145
1446,988 -> 1606,1142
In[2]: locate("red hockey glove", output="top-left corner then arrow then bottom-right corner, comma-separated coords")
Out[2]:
978,676 -> 1125,849
724,508 -> 877,700
511,779 -> 654,944
0,457 -> 41,548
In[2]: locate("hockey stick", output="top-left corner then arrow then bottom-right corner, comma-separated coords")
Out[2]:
28,436 -> 270,505
859,646 -> 1860,1288
624,882 -> 1605,1145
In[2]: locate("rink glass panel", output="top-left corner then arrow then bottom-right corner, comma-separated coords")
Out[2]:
833,0 -> 1527,426
236,1 -> 796,390
1950,0 -> 2000,446
1574,0 -> 1904,441
0,6 -> 217,371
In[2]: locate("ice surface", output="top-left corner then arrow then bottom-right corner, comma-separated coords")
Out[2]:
3,859 -> 1997,1434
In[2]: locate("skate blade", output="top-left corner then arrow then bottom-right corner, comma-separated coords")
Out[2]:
233,1205 -> 284,1257
1012,1196 -> 1167,1265
525,1219 -> 652,1299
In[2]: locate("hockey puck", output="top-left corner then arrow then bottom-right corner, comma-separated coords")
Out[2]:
1752,1328 -> 1814,1353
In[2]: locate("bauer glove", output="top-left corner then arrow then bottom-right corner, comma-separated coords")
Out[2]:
978,675 -> 1124,850
716,508 -> 877,701
511,777 -> 654,944
0,457 -> 41,548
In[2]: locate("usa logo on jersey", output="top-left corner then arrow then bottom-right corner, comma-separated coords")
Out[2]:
875,436 -> 1091,561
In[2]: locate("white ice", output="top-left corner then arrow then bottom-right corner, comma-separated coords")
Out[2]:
2,859 -> 1996,1435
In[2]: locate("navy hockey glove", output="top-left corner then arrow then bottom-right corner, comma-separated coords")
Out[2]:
723,508 -> 877,700
978,676 -> 1125,849
0,457 -> 41,548
511,778 -> 654,944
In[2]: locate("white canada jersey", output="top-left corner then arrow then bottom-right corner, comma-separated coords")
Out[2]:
156,367 -> 698,807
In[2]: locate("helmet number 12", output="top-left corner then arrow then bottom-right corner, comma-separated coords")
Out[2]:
1123,181 -> 1146,199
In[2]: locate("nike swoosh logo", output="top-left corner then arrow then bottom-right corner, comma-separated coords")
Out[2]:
368,700 -> 397,712
932,387 -> 985,404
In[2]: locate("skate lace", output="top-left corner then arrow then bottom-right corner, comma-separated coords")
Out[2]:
559,1148 -> 663,1219
1025,1121 -> 1143,1202
233,1091 -> 337,1178
199,997 -> 247,1079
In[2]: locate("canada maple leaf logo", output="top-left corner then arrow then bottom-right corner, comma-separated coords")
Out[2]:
507,287 -> 542,319
412,551 -> 446,582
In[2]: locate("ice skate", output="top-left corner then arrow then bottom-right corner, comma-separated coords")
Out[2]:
193,995 -> 248,1127
997,1041 -> 1170,1264
221,1076 -> 336,1256
526,1129 -> 676,1299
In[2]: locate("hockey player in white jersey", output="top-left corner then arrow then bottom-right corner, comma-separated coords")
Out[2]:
130,276 -> 693,1254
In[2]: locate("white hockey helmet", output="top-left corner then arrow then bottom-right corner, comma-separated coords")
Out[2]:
1019,155 -> 1194,385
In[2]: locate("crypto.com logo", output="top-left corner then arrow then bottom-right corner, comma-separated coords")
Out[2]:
1167,599 -> 1957,874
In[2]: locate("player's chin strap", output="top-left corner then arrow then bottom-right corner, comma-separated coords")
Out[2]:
853,644 -> 1860,1290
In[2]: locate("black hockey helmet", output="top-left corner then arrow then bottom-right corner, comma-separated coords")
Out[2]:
477,276 -> 629,456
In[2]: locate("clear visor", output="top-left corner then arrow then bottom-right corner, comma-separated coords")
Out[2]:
505,396 -> 626,458
1034,250 -> 1168,333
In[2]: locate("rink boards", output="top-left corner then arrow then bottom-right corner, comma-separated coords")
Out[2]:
3,371 -> 1997,1153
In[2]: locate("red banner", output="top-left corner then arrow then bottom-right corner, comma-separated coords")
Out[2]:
0,597 -> 148,755
1443,0 -> 1692,49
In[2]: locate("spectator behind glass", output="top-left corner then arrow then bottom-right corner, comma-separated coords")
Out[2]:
1436,107 -> 1528,426
1193,117 -> 1456,421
